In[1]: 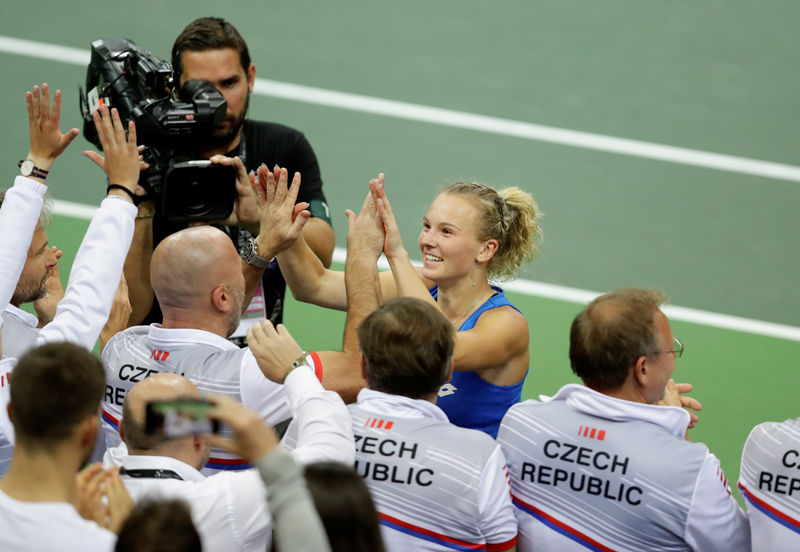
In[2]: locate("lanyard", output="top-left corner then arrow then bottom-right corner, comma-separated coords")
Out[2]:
237,126 -> 247,166
120,467 -> 184,481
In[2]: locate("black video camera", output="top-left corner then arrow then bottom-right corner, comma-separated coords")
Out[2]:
79,38 -> 236,223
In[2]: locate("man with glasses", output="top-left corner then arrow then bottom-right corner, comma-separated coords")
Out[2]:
497,287 -> 749,552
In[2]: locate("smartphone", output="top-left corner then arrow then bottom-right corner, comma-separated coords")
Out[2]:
144,399 -> 220,438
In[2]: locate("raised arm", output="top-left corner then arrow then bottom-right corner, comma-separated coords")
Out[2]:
200,158 -> 331,311
277,174 -> 399,311
240,165 -> 310,307
122,198 -> 155,326
302,217 -> 335,268
372,177 -> 434,305
0,84 -> 78,333
288,132 -> 335,269
99,275 -> 131,351
92,146 -> 153,327
0,182 -> 43,322
273,168 -> 347,311
314,179 -> 387,401
38,105 -> 138,348
277,234 -> 347,310
22,83 -> 80,180
246,320 -> 354,465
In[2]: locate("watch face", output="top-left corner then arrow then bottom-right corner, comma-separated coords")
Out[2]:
239,239 -> 254,260
20,159 -> 34,176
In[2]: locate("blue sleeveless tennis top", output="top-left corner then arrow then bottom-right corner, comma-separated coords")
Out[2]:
430,285 -> 527,438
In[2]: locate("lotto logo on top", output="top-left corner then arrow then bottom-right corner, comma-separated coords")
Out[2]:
716,465 -> 731,495
365,417 -> 394,430
578,425 -> 606,441
150,349 -> 170,361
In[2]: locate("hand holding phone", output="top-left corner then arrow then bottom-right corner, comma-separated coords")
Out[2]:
203,394 -> 280,462
144,399 -> 221,438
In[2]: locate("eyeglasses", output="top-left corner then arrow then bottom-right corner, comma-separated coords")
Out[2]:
650,337 -> 684,358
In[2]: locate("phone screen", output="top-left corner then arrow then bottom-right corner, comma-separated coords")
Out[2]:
144,399 -> 220,438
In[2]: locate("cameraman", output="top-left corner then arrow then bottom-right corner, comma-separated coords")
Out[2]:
129,17 -> 334,341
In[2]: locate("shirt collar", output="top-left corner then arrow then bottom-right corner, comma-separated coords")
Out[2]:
106,444 -> 205,482
356,388 -> 449,423
147,324 -> 237,351
4,304 -> 38,329
548,383 -> 690,438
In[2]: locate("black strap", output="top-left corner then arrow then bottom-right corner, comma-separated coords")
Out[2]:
119,467 -> 184,480
106,183 -> 151,206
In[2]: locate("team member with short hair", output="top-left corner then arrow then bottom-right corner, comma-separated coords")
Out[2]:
497,288 -> 749,551
105,332 -> 352,552
102,165 -> 312,473
102,165 -> 367,472
0,343 -> 130,551
283,297 -> 518,551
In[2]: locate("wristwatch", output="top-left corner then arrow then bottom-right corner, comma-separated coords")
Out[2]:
284,351 -> 311,382
18,159 -> 49,180
239,237 -> 273,269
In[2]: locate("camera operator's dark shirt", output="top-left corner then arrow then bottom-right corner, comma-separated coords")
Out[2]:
146,120 -> 331,343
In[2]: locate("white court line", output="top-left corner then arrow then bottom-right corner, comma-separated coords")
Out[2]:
52,199 -> 98,220
51,200 -> 800,342
371,250 -> 800,342
0,28 -> 779,343
4,35 -> 800,183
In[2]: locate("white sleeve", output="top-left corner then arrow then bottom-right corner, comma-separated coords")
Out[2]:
239,350 -> 292,425
280,364 -> 355,466
685,452 -> 751,552
37,196 -> 136,349
0,177 -> 47,321
220,471 -> 272,551
477,444 -> 518,549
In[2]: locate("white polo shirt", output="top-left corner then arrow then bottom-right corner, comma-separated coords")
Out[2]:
739,417 -> 800,551
0,489 -> 116,551
104,364 -> 354,551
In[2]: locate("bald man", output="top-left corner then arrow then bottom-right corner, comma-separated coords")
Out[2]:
105,364 -> 352,551
101,167 -> 318,474
117,374 -> 212,469
101,228 -> 299,474
102,168 -> 376,473
150,226 -> 248,339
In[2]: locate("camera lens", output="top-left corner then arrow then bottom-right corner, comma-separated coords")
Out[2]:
162,162 -> 236,223
181,175 -> 215,215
